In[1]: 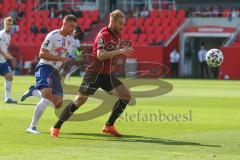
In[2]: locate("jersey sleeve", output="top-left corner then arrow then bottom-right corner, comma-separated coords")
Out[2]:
76,39 -> 81,48
0,33 -> 7,53
96,33 -> 109,50
41,33 -> 54,51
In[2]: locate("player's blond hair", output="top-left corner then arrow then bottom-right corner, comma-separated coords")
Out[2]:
4,16 -> 13,24
110,10 -> 126,22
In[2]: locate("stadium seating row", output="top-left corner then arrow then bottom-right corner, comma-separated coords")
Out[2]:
1,0 -> 99,45
122,10 -> 185,46
1,0 -> 184,46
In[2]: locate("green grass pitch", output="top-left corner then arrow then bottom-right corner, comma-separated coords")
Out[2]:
0,76 -> 240,160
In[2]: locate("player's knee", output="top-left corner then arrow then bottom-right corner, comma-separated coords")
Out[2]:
54,101 -> 62,109
5,74 -> 13,81
122,91 -> 131,101
126,92 -> 131,101
51,97 -> 63,109
74,94 -> 88,107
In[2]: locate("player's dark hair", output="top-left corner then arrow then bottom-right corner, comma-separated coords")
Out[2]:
63,14 -> 77,23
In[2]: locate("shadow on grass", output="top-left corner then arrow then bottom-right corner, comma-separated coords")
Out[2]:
59,132 -> 221,147
18,103 -> 36,106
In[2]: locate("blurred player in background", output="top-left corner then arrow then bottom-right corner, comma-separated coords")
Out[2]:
0,17 -> 18,104
64,29 -> 83,80
22,15 -> 77,134
198,44 -> 209,78
51,10 -> 134,138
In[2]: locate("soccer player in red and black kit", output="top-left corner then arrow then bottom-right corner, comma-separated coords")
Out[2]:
51,10 -> 134,138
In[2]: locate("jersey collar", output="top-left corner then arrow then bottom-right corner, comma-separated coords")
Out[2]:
107,27 -> 119,37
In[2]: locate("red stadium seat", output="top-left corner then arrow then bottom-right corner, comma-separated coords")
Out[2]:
144,25 -> 155,33
51,18 -> 60,25
135,17 -> 145,26
77,18 -> 84,25
168,10 -> 177,18
121,34 -> 129,40
26,34 -> 36,45
147,33 -> 157,42
91,10 -> 100,22
151,10 -> 159,18
161,18 -> 171,26
144,17 -> 153,26
136,38 -> 148,46
83,10 -> 92,19
42,10 -> 49,18
127,17 -> 135,26
152,17 -> 163,26
177,10 -> 186,18
127,25 -> 135,33
18,34 -> 27,43
129,34 -> 138,42
82,19 -> 92,31
139,34 -> 147,41
160,9 -> 168,18
18,3 -> 26,10
154,26 -> 163,34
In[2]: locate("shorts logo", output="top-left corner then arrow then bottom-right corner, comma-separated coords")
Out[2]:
47,78 -> 52,85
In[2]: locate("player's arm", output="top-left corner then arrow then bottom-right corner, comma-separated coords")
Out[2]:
0,47 -> 7,59
96,34 -> 134,60
39,48 -> 69,63
6,51 -> 14,60
0,36 -> 10,60
97,48 -> 132,60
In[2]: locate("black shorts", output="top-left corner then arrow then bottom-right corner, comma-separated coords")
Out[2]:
79,74 -> 123,95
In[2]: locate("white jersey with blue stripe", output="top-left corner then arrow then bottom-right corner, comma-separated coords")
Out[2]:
39,29 -> 74,70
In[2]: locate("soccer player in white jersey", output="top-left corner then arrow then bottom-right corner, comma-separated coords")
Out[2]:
25,15 -> 77,134
0,17 -> 17,103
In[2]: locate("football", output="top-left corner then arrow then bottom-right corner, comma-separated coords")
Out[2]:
205,49 -> 224,67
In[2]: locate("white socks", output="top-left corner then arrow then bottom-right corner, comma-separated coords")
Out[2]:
5,80 -> 11,101
32,89 -> 55,108
32,89 -> 42,99
29,98 -> 51,128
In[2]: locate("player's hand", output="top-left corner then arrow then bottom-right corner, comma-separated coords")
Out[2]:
3,54 -> 9,60
5,54 -> 14,61
119,47 -> 134,56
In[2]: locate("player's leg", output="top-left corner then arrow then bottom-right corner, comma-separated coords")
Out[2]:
102,75 -> 131,137
53,93 -> 88,128
51,78 -> 99,138
51,94 -> 63,109
66,61 -> 83,79
27,88 -> 54,134
170,62 -> 174,77
27,66 -> 56,133
4,70 -> 17,103
204,61 -> 209,78
51,93 -> 89,138
65,65 -> 79,80
21,85 -> 42,102
106,84 -> 131,123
